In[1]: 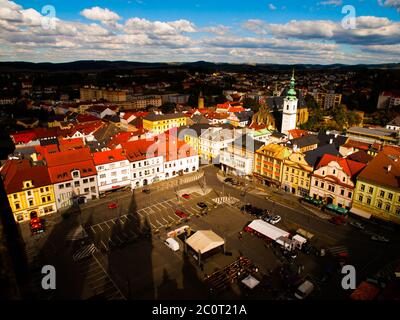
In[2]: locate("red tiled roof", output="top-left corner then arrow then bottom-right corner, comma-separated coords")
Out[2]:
342,139 -> 370,151
288,129 -> 309,139
93,149 -> 127,166
1,159 -> 52,194
32,127 -> 60,139
11,131 -> 37,144
67,120 -> 104,137
45,147 -> 92,167
121,136 -> 195,162
107,131 -> 142,149
48,160 -> 97,183
227,106 -> 245,113
316,154 -> 366,178
35,144 -> 59,160
76,114 -> 99,123
248,122 -> 267,130
58,137 -> 85,151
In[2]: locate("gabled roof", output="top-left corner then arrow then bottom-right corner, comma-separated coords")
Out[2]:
304,144 -> 341,168
107,131 -> 144,149
143,112 -> 185,121
357,146 -> 400,189
45,147 -> 92,167
288,129 -> 309,139
341,139 -> 370,151
11,131 -> 37,144
58,137 -> 85,152
1,159 -> 52,194
316,154 -> 366,179
76,114 -> 98,123
317,132 -> 348,148
387,116 -> 400,127
287,135 -> 319,149
93,149 -> 127,166
347,150 -> 373,164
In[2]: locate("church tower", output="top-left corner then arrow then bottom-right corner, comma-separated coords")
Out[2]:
198,90 -> 204,109
281,70 -> 298,135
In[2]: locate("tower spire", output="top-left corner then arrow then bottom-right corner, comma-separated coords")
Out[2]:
287,68 -> 296,98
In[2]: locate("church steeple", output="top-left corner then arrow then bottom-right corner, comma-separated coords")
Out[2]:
286,69 -> 297,99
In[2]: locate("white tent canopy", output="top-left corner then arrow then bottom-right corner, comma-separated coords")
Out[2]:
185,230 -> 225,254
247,219 -> 289,241
241,275 -> 260,289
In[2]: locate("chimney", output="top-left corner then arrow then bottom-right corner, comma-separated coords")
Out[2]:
388,165 -> 392,172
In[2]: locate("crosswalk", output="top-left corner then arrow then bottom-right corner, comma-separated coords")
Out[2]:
213,196 -> 240,206
328,245 -> 349,256
73,243 -> 98,261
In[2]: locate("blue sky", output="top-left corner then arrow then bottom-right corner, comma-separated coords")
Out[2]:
2,0 -> 400,63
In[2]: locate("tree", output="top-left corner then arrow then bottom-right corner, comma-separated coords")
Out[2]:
304,94 -> 319,110
242,97 -> 260,113
160,102 -> 176,114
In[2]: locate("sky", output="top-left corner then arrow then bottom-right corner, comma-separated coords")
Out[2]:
1,0 -> 400,64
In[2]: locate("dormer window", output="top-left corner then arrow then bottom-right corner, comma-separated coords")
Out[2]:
72,170 -> 79,178
23,180 -> 32,189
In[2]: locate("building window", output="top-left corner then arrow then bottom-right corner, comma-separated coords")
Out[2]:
315,180 -> 318,187
360,184 -> 365,192
59,184 -> 64,189
385,204 -> 391,212
72,171 -> 79,178
368,187 -> 373,194
388,193 -> 393,200
111,172 -> 117,177
29,200 -> 34,206
396,207 -> 400,215
358,195 -> 363,202
15,203 -> 20,210
42,197 -> 46,203
321,182 -> 324,189
89,178 -> 94,182
348,192 -> 352,198
13,194 -> 17,199
84,188 -> 89,193
100,174 -> 106,179
91,187 -> 96,193
366,197 -> 371,205
74,181 -> 80,187
380,190 -> 385,198
47,196 -> 51,201
40,188 -> 44,193
27,190 -> 32,196
340,189 -> 345,196
377,201 -> 382,209
66,183 -> 71,187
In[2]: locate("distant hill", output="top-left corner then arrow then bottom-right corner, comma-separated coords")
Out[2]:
0,60 -> 399,72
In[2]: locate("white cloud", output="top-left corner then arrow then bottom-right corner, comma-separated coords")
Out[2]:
378,0 -> 400,12
201,25 -> 230,35
80,7 -> 121,22
318,0 -> 343,6
268,3 -> 277,10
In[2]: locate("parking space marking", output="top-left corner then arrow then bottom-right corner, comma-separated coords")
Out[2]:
104,221 -> 112,229
155,219 -> 163,227
97,224 -> 103,232
100,240 -> 108,251
90,225 -> 97,234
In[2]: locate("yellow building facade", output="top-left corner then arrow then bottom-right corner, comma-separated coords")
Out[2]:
143,113 -> 187,135
282,151 -> 313,197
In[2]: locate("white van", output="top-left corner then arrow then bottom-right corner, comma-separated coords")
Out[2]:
294,280 -> 314,299
164,238 -> 180,252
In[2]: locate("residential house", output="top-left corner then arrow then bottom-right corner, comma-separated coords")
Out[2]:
45,148 -> 99,210
352,146 -> 400,224
143,112 -> 187,135
253,143 -> 291,187
220,134 -> 264,177
282,151 -> 313,197
285,134 -> 319,153
93,149 -> 131,194
309,154 -> 366,209
1,159 -> 56,223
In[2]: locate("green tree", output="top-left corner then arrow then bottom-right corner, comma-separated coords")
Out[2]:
242,97 -> 260,113
160,102 -> 176,114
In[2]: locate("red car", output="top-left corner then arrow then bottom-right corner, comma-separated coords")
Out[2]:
329,216 -> 346,225
175,210 -> 188,219
181,194 -> 190,199
108,202 -> 118,209
30,217 -> 45,235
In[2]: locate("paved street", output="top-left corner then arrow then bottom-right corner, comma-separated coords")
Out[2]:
19,165 -> 400,300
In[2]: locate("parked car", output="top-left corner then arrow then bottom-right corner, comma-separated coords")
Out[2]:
371,235 -> 390,243
250,207 -> 264,217
349,221 -> 365,230
262,214 -> 272,223
294,280 -> 315,300
142,188 -> 151,194
108,202 -> 118,209
224,177 -> 234,183
197,202 -> 208,209
329,215 -> 346,225
240,204 -> 252,212
164,238 -> 180,251
175,210 -> 188,219
181,193 -> 190,199
269,215 -> 282,225
30,217 -> 45,235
